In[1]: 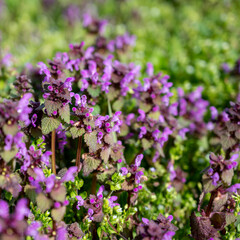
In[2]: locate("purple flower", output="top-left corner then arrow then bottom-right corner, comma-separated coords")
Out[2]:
210,106 -> 218,120
0,200 -> 9,218
227,183 -> 240,193
135,154 -> 143,167
61,166 -> 77,182
76,196 -> 84,210
211,172 -> 220,186
120,167 -> 128,176
139,126 -> 147,138
108,196 -> 120,208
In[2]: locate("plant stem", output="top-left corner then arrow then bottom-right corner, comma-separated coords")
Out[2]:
107,97 -> 117,143
76,135 -> 82,170
51,130 -> 56,175
91,172 -> 97,195
206,191 -> 216,216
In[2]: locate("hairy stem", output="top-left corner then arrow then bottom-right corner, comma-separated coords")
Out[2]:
51,130 -> 56,175
107,97 -> 117,143
76,135 -> 82,170
91,172 -> 97,195
206,191 -> 216,216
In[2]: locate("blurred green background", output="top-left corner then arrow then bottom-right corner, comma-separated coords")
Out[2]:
1,0 -> 240,107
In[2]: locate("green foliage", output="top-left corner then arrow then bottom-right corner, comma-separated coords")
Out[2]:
41,117 -> 61,135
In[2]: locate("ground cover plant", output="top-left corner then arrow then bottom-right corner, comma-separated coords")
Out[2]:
1,0 -> 240,239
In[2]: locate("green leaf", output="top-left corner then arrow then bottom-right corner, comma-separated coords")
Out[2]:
107,87 -> 119,101
3,124 -> 18,136
24,185 -> 37,203
141,138 -> 153,150
0,146 -> 18,163
139,102 -> 151,113
84,131 -> 100,152
113,98 -> 124,111
51,206 -> 66,222
97,227 -> 102,238
82,155 -> 101,176
41,117 -> 60,135
92,105 -> 101,116
70,127 -> 85,139
59,104 -> 70,123
36,193 -> 53,212
50,185 -> 66,202
45,100 -> 61,115
87,87 -> 101,97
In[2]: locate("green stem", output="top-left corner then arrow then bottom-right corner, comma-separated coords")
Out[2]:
51,130 -> 56,175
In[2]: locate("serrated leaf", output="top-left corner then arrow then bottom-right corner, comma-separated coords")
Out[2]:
225,212 -> 236,226
36,193 -> 53,212
202,174 -> 218,193
235,130 -> 240,139
0,146 -> 18,163
220,135 -> 237,150
3,124 -> 18,136
45,100 -> 61,115
41,117 -> 60,135
87,87 -> 101,97
141,138 -> 153,150
100,147 -> 111,163
82,155 -> 101,176
104,134 -> 114,146
113,98 -> 124,111
92,105 -> 101,116
213,193 -> 228,212
51,206 -> 66,222
83,119 -> 95,128
70,127 -> 85,139
148,111 -> 160,121
221,169 -> 233,186
139,102 -> 152,113
107,87 -> 119,101
210,212 -> 226,230
84,131 -> 99,152
50,185 -> 66,202
24,185 -> 37,203
59,104 -> 70,123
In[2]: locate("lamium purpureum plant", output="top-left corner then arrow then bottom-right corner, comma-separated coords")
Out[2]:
1,12 -> 240,240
